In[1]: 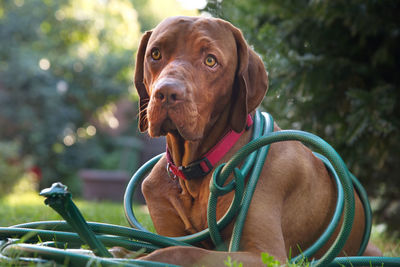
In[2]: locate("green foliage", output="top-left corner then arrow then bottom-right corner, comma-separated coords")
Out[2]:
204,0 -> 400,229
261,252 -> 281,267
224,256 -> 243,267
0,141 -> 27,196
132,0 -> 197,31
371,225 -> 400,257
224,253 -> 310,267
0,0 -> 141,189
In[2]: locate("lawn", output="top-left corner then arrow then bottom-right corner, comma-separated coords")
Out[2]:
0,176 -> 154,230
0,191 -> 153,229
0,182 -> 156,266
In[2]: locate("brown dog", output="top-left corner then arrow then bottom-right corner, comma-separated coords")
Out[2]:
134,16 -> 381,266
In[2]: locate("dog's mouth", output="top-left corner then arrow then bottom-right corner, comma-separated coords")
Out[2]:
147,90 -> 205,141
160,118 -> 177,135
149,110 -> 203,141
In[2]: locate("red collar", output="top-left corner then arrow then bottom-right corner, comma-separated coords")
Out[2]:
166,114 -> 253,180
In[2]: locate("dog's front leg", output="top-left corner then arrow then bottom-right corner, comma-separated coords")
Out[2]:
140,246 -> 267,267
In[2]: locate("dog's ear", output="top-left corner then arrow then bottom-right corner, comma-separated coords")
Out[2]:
230,26 -> 269,132
134,31 -> 152,132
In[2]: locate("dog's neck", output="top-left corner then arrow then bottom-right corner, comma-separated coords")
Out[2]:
166,109 -> 232,198
166,109 -> 231,166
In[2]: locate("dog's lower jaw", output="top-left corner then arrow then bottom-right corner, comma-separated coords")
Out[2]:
147,103 -> 204,141
149,120 -> 203,142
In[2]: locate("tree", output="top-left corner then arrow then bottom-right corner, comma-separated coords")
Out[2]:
204,0 -> 400,229
0,0 -> 140,192
0,0 -> 198,195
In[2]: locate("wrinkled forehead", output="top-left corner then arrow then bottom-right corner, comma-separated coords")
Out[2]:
147,16 -> 237,53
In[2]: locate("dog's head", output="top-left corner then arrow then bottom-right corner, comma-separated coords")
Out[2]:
134,16 -> 268,141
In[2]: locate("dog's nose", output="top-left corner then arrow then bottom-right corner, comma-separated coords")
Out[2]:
153,78 -> 185,106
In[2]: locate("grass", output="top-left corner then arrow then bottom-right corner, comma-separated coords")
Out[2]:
0,192 -> 154,232
0,176 -> 154,230
0,179 -> 155,266
0,191 -> 153,229
371,224 -> 400,257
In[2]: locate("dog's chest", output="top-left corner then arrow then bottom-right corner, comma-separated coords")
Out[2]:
179,184 -> 234,235
177,188 -> 209,234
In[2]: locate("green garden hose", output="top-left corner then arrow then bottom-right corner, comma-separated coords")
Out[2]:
0,110 -> 399,267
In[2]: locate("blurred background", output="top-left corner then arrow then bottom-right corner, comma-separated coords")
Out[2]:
0,0 -> 398,233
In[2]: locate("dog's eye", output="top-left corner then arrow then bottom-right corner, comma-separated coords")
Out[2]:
151,48 -> 161,60
205,55 -> 217,67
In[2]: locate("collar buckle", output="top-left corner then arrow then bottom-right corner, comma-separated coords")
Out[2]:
179,157 -> 213,180
166,162 -> 177,180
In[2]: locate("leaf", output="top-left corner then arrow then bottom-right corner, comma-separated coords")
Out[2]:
261,252 -> 281,267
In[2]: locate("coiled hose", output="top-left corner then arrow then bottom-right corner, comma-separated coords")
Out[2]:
0,110 -> 399,266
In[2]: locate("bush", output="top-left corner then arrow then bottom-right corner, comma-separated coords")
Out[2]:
204,0 -> 400,230
0,0 -> 139,189
0,141 -> 27,196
